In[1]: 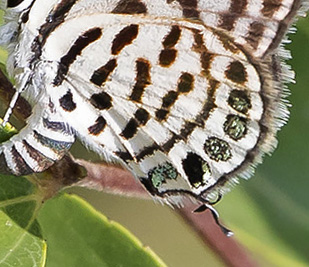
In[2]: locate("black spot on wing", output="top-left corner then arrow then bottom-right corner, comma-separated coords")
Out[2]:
162,25 -> 181,48
200,52 -> 214,75
7,0 -> 24,8
112,0 -> 147,14
161,133 -> 179,152
174,0 -> 200,18
155,72 -> 194,121
88,116 -> 107,135
159,25 -> 181,67
159,49 -> 177,67
120,119 -> 139,139
90,59 -> 117,86
182,152 -> 210,188
121,108 -> 149,139
262,0 -> 281,17
90,92 -> 113,110
225,61 -> 247,84
135,108 -> 149,125
130,58 -> 151,102
115,150 -> 134,162
155,91 -> 178,121
136,143 -> 160,162
219,0 -> 248,31
155,109 -> 169,121
21,9 -> 30,23
59,90 -> 76,111
245,22 -> 265,50
111,24 -> 139,55
177,72 -> 194,93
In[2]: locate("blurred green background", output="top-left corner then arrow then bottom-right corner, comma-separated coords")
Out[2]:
1,10 -> 309,267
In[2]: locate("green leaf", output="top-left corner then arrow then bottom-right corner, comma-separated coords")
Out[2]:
0,174 -> 46,266
0,119 -> 17,142
38,194 -> 166,267
0,211 -> 46,267
0,104 -> 46,266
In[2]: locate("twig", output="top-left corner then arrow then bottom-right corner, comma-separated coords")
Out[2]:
176,203 -> 258,267
75,159 -> 258,267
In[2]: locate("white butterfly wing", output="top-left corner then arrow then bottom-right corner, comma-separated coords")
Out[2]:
39,13 -> 276,201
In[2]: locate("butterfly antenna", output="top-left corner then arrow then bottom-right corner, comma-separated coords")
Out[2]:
194,203 -> 233,237
2,89 -> 19,126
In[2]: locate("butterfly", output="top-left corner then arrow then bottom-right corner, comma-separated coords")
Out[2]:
0,0 -> 307,234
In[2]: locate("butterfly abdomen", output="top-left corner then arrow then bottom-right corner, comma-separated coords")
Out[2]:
0,102 -> 75,176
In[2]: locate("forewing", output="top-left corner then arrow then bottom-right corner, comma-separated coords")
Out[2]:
62,0 -> 306,59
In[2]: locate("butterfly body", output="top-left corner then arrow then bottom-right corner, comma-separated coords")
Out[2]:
0,0 -> 307,204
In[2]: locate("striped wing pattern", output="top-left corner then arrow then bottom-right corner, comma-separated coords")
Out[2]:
0,0 -> 307,204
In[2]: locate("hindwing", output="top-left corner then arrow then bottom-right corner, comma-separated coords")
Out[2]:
0,0 -> 307,204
